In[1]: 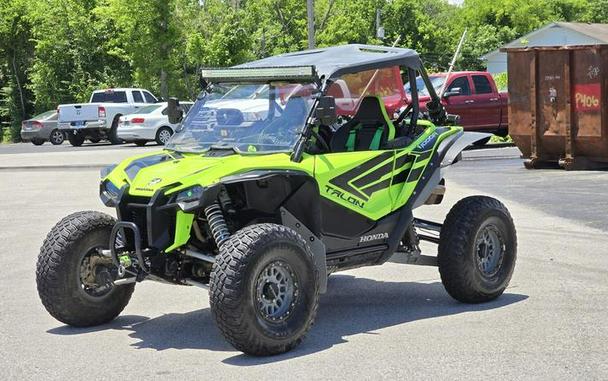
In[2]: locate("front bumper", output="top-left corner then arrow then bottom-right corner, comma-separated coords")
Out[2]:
58,120 -> 106,131
113,186 -> 195,254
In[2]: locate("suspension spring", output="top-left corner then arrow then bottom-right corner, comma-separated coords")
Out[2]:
204,202 -> 230,248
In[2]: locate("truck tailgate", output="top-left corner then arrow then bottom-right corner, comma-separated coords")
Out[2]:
58,104 -> 99,122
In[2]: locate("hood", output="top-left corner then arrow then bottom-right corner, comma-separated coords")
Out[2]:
103,150 -> 314,198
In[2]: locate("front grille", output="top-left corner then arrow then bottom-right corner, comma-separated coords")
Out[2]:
117,191 -> 176,251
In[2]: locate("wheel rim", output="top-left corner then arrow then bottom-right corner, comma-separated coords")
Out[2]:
158,129 -> 172,144
475,224 -> 505,278
255,260 -> 299,322
79,247 -> 115,298
51,130 -> 64,144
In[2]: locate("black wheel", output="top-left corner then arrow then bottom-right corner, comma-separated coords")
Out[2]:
67,133 -> 85,147
438,196 -> 517,303
88,137 -> 101,144
36,211 -> 135,327
210,224 -> 319,356
49,129 -> 65,145
155,126 -> 173,145
31,139 -> 45,146
108,118 -> 123,145
134,140 -> 147,147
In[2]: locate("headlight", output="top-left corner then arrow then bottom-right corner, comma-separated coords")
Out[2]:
176,185 -> 205,211
100,179 -> 122,207
176,185 -> 204,202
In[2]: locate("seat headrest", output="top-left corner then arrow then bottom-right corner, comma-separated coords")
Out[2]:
354,96 -> 388,124
283,97 -> 307,121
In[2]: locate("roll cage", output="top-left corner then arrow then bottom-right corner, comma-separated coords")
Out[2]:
190,45 -> 447,161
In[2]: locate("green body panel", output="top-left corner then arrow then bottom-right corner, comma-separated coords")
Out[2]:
165,211 -> 195,253
315,150 -> 395,220
103,122 -> 461,251
105,152 -> 315,198
315,124 -> 460,220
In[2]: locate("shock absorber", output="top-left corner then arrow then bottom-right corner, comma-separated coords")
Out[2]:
204,202 -> 230,248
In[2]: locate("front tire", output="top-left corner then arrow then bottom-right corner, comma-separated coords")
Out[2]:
31,139 -> 45,146
36,211 -> 134,327
438,196 -> 516,303
210,224 -> 319,356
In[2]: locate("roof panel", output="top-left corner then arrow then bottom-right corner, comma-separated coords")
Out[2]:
236,44 -> 421,79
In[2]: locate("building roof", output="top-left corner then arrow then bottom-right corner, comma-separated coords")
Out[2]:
237,44 -> 422,79
482,22 -> 608,60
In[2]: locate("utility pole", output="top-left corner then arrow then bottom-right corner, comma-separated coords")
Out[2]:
376,9 -> 384,40
307,0 -> 315,49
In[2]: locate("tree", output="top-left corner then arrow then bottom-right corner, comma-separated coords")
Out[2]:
28,0 -> 130,111
0,0 -> 35,142
96,0 -> 181,99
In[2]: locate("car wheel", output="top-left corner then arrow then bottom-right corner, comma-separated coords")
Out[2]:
89,137 -> 101,144
155,127 -> 173,145
49,129 -> 65,145
210,224 -> 319,356
134,140 -> 147,147
438,196 -> 517,303
68,133 -> 85,147
31,139 -> 45,146
36,211 -> 135,327
108,118 -> 123,145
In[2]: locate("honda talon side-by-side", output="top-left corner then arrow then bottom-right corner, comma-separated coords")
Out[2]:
37,44 -> 517,356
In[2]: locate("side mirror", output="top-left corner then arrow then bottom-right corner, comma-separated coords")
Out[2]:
315,96 -> 337,125
443,87 -> 462,98
167,97 -> 184,124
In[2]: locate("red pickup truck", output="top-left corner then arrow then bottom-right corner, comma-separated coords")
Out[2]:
406,71 -> 509,137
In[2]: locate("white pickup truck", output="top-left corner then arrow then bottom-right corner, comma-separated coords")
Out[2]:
57,88 -> 158,146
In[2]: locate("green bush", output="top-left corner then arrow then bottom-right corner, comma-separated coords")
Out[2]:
493,72 -> 508,92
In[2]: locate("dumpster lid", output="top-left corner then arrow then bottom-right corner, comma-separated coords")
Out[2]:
501,44 -> 608,53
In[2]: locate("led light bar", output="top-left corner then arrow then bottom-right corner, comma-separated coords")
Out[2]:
201,66 -> 317,82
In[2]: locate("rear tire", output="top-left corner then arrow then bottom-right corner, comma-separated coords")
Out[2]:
49,129 -> 65,145
108,118 -> 123,145
88,137 -> 101,144
36,211 -> 134,327
134,140 -> 147,147
438,196 -> 516,303
67,133 -> 85,147
155,127 -> 173,145
31,139 -> 45,146
210,224 -> 319,356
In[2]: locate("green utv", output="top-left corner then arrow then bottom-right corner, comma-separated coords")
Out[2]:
37,45 -> 516,356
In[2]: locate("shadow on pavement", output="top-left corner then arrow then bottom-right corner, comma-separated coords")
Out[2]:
47,274 -> 527,360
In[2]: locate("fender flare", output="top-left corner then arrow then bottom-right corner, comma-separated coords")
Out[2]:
437,131 -> 492,167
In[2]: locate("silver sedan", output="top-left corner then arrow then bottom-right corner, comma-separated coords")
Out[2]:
20,110 -> 65,145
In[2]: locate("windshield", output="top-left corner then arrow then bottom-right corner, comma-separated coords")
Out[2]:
404,75 -> 445,97
166,81 -> 316,154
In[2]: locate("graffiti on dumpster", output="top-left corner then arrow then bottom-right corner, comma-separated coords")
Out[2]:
587,66 -> 600,80
574,83 -> 601,112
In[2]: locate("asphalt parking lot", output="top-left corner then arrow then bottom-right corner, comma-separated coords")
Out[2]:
0,143 -> 607,380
